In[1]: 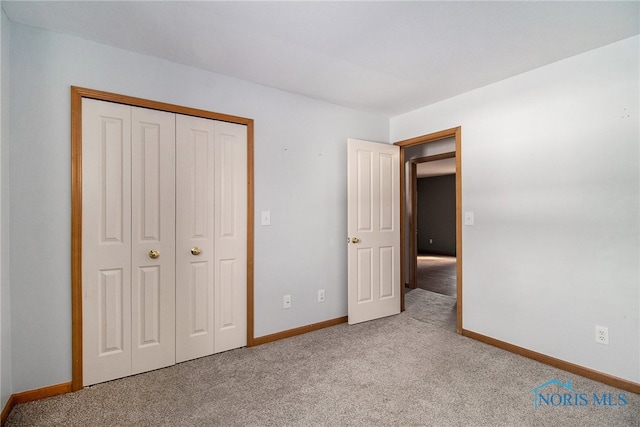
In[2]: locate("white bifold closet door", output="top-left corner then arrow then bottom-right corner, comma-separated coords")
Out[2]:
82,99 -> 246,386
175,115 -> 247,363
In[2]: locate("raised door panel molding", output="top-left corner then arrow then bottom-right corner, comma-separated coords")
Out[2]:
175,114 -> 216,363
131,106 -> 176,375
82,99 -> 132,386
214,121 -> 247,353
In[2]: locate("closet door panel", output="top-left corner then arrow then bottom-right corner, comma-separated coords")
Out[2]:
175,115 -> 216,363
82,99 -> 132,386
82,96 -> 249,382
214,122 -> 248,353
131,107 -> 176,374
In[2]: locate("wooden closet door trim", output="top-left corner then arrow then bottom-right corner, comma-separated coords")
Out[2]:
71,86 -> 255,391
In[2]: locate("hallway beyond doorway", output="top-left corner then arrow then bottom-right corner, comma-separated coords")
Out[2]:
416,254 -> 456,297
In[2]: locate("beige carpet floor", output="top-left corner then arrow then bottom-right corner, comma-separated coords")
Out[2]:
6,289 -> 639,426
404,287 -> 456,331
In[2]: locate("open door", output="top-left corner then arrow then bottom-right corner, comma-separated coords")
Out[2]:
347,138 -> 401,324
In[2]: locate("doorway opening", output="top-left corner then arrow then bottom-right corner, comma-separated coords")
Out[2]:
395,127 -> 462,334
411,154 -> 456,296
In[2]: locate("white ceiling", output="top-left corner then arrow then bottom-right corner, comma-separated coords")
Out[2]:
416,158 -> 456,178
2,1 -> 639,116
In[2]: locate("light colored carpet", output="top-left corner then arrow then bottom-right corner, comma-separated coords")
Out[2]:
404,287 -> 456,330
6,289 -> 639,426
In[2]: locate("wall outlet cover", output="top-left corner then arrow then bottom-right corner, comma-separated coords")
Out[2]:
595,325 -> 609,345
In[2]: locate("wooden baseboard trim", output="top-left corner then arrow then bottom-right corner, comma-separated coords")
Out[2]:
462,329 -> 640,395
1,382 -> 72,426
1,395 -> 15,427
2,316 -> 347,422
12,382 -> 72,405
252,316 -> 348,346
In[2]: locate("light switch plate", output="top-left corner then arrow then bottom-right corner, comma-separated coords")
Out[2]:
261,210 -> 271,226
464,211 -> 474,226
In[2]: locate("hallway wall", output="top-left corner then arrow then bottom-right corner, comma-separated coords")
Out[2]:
417,174 -> 456,255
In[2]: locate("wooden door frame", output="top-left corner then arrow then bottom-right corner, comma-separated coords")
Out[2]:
394,126 -> 462,334
70,86 -> 255,391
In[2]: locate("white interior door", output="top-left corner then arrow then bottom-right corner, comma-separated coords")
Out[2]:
347,138 -> 400,324
175,115 -> 216,363
83,97 -> 248,383
213,121 -> 247,353
130,106 -> 176,374
82,99 -> 133,385
83,100 -> 177,385
175,116 -> 248,361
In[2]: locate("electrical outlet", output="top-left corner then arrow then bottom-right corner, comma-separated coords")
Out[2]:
283,295 -> 292,309
318,289 -> 325,303
595,325 -> 609,345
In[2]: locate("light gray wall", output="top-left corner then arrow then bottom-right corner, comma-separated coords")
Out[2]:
417,175 -> 455,255
0,8 -> 12,410
5,16 -> 638,397
8,22 -> 388,393
391,36 -> 640,383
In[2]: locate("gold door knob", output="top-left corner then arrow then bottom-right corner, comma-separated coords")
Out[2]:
351,237 -> 360,244
149,249 -> 160,259
191,247 -> 201,256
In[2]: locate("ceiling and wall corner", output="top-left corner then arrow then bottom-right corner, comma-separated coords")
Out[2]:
0,0 -> 638,400
1,1 -> 638,116
390,35 -> 640,383
5,19 -> 389,394
416,157 -> 456,178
